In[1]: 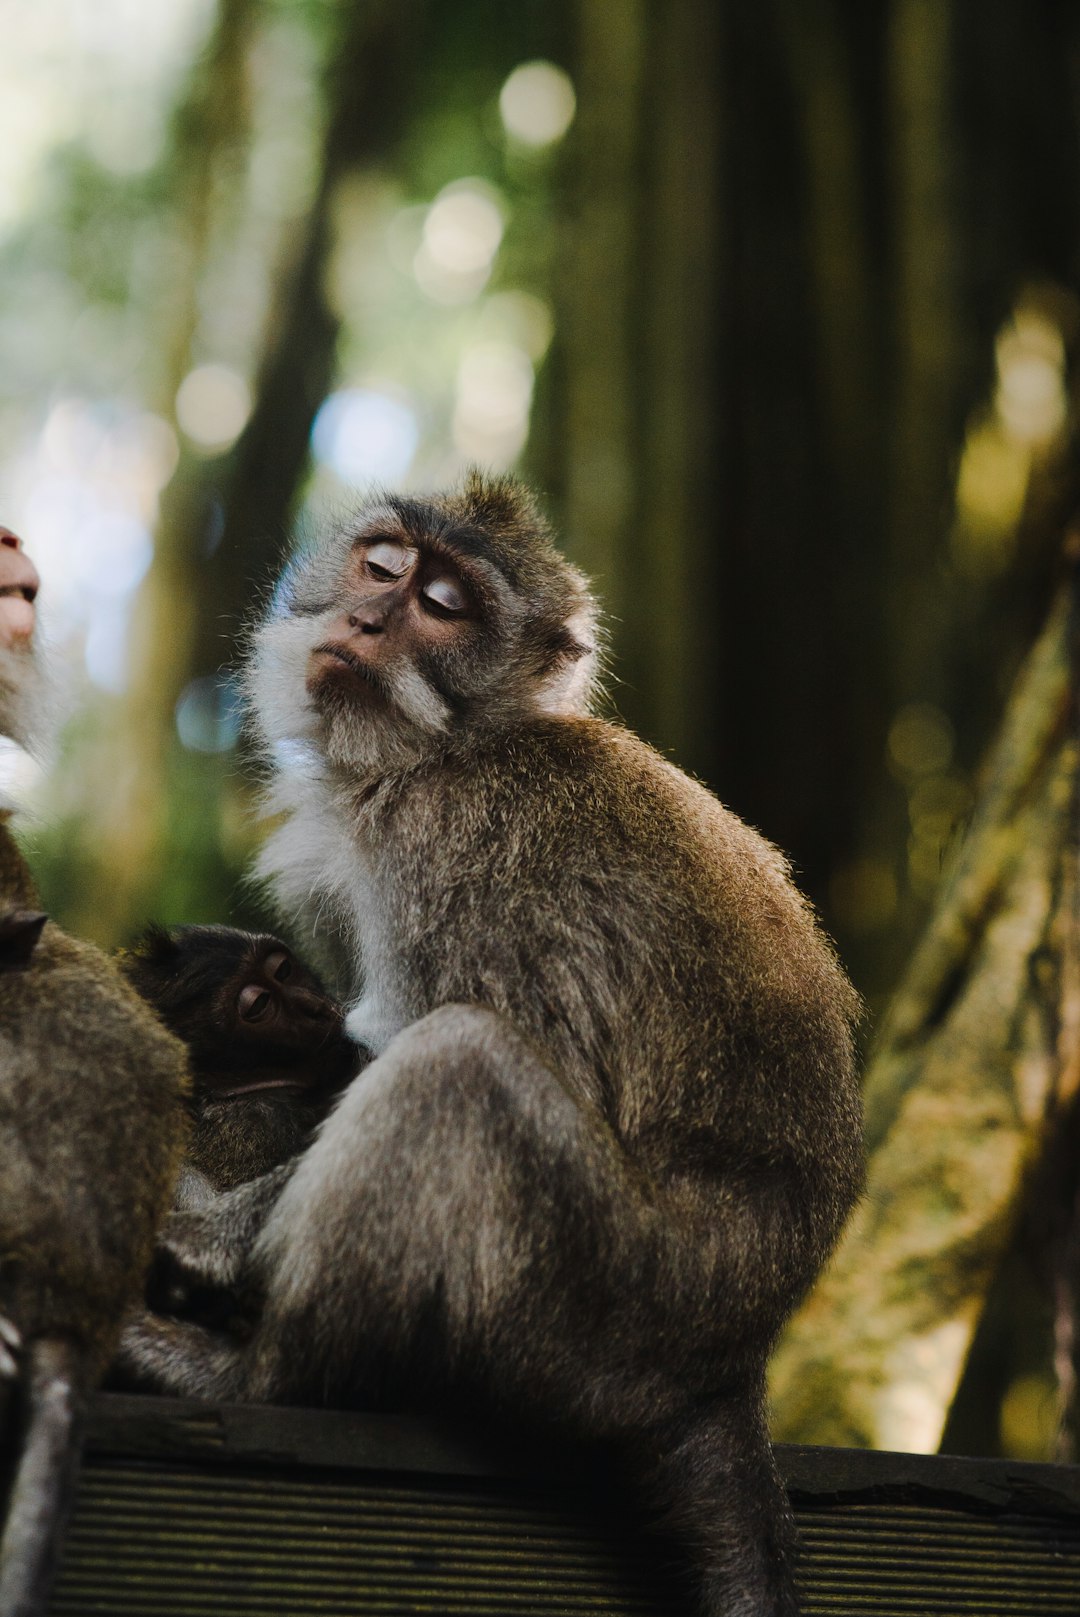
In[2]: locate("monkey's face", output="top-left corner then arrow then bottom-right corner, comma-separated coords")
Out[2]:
247,474 -> 601,778
0,529 -> 38,650
123,925 -> 360,1105
214,935 -> 358,1098
305,531 -> 480,744
0,527 -> 42,748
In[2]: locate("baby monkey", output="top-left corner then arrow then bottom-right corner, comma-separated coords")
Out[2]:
120,925 -> 361,1197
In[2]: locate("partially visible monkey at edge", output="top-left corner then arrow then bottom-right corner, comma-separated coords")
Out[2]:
0,527 -> 190,1617
120,923 -> 360,1202
121,473 -> 864,1617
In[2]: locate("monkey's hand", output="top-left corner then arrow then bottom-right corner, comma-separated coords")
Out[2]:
147,1164 -> 291,1324
114,1308 -> 248,1401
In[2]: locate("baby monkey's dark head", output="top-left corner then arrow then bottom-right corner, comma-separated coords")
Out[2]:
122,924 -> 357,1095
121,925 -> 360,1190
248,471 -> 601,776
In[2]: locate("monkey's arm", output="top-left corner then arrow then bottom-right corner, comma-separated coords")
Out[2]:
148,1163 -> 293,1318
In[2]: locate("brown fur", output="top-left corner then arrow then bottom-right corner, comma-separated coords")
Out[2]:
0,617 -> 189,1617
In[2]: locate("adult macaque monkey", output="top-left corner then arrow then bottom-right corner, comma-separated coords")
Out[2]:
0,527 -> 189,1617
126,475 -> 863,1617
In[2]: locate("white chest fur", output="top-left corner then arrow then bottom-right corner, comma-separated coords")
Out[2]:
257,777 -> 415,1055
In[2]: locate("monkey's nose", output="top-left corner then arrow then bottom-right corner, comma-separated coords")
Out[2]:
348,610 -> 385,635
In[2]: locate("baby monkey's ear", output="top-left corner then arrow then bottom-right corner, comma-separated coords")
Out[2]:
130,924 -> 182,963
0,908 -> 47,972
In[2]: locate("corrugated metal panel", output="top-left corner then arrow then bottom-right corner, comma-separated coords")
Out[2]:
48,1454 -> 1080,1616
38,1403 -> 1080,1615
51,1461 -> 679,1615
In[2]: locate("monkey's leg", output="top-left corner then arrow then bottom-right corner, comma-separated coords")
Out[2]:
245,1007 -> 798,1613
243,1004 -> 673,1413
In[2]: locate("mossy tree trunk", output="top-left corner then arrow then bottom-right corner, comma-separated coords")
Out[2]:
769,561 -> 1080,1450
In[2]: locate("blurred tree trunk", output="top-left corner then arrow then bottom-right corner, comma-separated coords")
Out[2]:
561,0 -> 724,777
64,0 -> 257,943
560,0 -> 1080,1019
769,564 -> 1080,1450
189,0 -> 426,682
70,0 -> 423,942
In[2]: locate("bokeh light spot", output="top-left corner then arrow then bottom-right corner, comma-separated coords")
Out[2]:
175,676 -> 242,753
994,311 -> 1066,446
311,389 -> 419,484
413,181 -> 505,305
887,704 -> 954,779
452,341 -> 534,468
499,61 -> 576,148
175,365 -> 252,453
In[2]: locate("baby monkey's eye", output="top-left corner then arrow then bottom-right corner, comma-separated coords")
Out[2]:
422,575 -> 468,616
365,541 -> 414,580
266,950 -> 291,983
238,985 -> 272,1022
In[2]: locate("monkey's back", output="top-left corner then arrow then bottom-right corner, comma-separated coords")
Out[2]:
368,717 -> 862,1244
0,923 -> 189,1372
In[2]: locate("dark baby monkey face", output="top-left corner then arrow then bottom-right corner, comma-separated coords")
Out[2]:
206,933 -> 357,1099
123,924 -> 358,1101
121,925 -> 362,1191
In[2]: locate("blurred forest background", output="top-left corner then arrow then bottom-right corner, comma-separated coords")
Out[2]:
2,0 -> 1080,1464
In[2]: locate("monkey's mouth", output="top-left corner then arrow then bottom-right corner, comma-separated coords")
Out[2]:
217,1077 -> 313,1100
308,643 -> 390,701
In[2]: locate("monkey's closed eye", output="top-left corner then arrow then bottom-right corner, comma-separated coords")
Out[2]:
421,575 -> 468,616
365,541 -> 413,580
238,985 -> 272,1022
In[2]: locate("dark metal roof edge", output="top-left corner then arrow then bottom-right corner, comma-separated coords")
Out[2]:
87,1394 -> 1080,1516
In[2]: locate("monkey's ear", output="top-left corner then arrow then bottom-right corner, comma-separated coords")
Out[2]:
130,923 -> 181,962
534,612 -> 600,718
0,909 -> 47,972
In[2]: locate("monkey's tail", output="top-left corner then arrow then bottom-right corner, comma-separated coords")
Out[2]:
637,1394 -> 801,1617
0,1335 -> 87,1617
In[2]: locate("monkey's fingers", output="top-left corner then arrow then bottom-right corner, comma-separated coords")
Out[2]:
0,1312 -> 22,1378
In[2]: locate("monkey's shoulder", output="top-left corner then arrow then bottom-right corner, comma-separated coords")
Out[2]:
412,717 -> 798,897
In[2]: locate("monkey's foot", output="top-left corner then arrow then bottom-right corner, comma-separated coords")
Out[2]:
0,1313 -> 21,1378
115,1310 -> 247,1401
